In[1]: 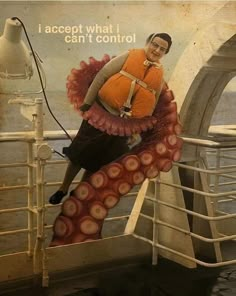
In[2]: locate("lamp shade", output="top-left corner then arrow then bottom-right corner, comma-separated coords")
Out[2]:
0,18 -> 33,79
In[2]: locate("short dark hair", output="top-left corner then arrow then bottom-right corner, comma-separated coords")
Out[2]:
146,33 -> 172,54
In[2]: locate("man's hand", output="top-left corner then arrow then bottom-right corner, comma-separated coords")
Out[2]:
127,133 -> 141,146
79,103 -> 91,113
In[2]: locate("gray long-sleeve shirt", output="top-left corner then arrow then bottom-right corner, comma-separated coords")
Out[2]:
84,51 -> 129,108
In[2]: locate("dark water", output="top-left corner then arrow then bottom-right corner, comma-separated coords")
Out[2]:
1,259 -> 236,296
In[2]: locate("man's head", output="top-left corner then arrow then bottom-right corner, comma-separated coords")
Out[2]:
145,33 -> 172,62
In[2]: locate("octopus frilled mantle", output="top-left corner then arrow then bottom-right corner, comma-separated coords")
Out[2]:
50,55 -> 183,246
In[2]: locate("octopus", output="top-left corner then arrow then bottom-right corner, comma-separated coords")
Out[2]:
50,55 -> 183,246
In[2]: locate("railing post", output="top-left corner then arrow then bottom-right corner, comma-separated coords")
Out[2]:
27,142 -> 34,257
152,179 -> 160,265
33,98 -> 51,287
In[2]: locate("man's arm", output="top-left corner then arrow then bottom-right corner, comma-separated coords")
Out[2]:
81,51 -> 129,109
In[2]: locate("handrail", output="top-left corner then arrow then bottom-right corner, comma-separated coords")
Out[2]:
0,130 -> 78,142
1,130 -> 236,147
0,128 -> 236,285
181,134 -> 236,148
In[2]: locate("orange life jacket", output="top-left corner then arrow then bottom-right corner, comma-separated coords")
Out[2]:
98,49 -> 164,118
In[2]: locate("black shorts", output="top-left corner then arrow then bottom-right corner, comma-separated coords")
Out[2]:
63,120 -> 130,172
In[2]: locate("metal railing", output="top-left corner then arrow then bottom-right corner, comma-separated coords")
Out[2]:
0,130 -> 236,286
132,134 -> 236,268
0,128 -> 139,286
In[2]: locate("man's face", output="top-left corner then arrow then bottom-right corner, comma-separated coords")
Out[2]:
145,37 -> 169,62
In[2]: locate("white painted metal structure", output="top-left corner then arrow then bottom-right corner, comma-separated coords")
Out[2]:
0,22 -> 236,287
0,128 -> 236,287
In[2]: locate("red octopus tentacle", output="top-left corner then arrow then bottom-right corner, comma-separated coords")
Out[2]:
66,55 -> 159,136
50,55 -> 183,246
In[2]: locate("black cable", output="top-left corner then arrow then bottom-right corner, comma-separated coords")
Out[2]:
11,17 -> 73,142
52,149 -> 65,158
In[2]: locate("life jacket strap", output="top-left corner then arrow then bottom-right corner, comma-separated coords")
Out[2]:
120,70 -> 156,111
